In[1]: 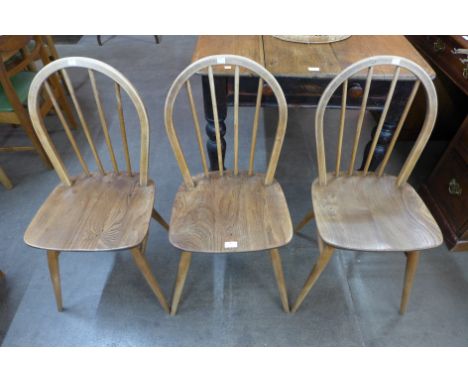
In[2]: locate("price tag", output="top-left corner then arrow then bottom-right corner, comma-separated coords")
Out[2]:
308,67 -> 320,72
224,241 -> 238,249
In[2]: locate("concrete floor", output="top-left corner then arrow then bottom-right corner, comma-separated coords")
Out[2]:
1,36 -> 467,346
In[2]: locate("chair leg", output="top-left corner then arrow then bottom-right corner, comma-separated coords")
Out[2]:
0,270 -> 5,279
269,248 -> 290,312
97,35 -> 102,46
154,35 -> 161,44
291,242 -> 335,313
294,208 -> 315,233
0,166 -> 13,189
152,208 -> 169,231
171,251 -> 192,316
130,246 -> 170,313
47,250 -> 63,312
399,250 -> 421,315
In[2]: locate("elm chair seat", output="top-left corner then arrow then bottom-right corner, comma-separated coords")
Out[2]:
313,174 -> 442,252
24,173 -> 155,252
169,172 -> 293,253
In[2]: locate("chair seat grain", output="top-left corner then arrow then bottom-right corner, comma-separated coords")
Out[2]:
24,173 -> 155,251
169,172 -> 293,253
312,174 -> 443,252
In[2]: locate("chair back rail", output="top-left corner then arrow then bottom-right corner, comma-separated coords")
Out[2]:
164,54 -> 288,188
28,57 -> 150,186
315,55 -> 437,186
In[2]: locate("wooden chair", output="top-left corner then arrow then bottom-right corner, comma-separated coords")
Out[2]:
165,54 -> 292,315
292,56 -> 443,314
24,57 -> 170,313
0,35 -> 76,167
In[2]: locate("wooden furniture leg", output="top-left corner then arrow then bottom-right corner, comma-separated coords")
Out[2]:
152,208 -> 169,231
170,251 -> 192,315
47,250 -> 63,312
0,166 -> 13,189
154,36 -> 161,44
202,75 -> 227,171
130,247 -> 170,313
291,243 -> 335,313
97,35 -> 102,46
294,209 -> 315,233
270,248 -> 289,312
0,270 -> 5,279
400,250 -> 421,314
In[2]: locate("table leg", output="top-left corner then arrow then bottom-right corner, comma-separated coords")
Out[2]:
202,75 -> 227,171
360,84 -> 412,171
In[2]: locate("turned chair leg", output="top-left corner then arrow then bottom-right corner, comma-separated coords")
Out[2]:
399,250 -> 421,315
152,208 -> 169,231
294,208 -> 315,233
171,251 -> 192,316
291,240 -> 335,313
130,247 -> 170,313
269,248 -> 289,312
47,250 -> 63,312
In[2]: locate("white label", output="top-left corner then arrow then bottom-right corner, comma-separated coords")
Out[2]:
224,65 -> 232,70
463,36 -> 468,41
224,241 -> 238,249
308,66 -> 320,72
392,57 -> 401,65
217,56 -> 226,64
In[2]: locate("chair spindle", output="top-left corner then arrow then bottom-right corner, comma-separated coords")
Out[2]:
377,80 -> 421,177
234,65 -> 240,175
89,69 -> 119,174
248,77 -> 263,176
363,66 -> 401,175
44,81 -> 89,175
207,65 -> 223,176
114,83 -> 132,175
335,79 -> 348,176
186,80 -> 208,176
61,69 -> 105,174
348,66 -> 374,175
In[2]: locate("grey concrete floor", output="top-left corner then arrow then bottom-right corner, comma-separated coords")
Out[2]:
1,36 -> 467,346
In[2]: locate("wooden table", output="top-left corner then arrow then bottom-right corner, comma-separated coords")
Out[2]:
192,35 -> 435,171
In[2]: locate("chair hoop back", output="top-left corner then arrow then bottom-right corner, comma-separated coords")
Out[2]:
28,56 -> 150,186
315,55 -> 438,186
164,54 -> 288,187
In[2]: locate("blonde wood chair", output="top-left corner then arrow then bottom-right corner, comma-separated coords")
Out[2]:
292,56 -> 443,314
0,36 -> 76,167
165,54 -> 292,315
24,57 -> 170,313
